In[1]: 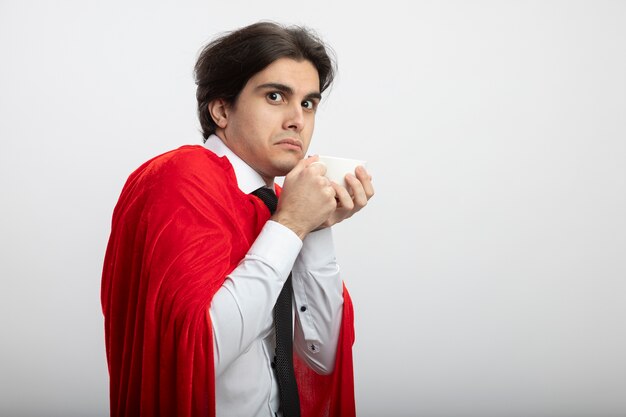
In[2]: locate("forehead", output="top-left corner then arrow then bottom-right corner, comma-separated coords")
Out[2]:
246,58 -> 320,93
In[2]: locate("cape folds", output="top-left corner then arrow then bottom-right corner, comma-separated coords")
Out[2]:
101,145 -> 356,417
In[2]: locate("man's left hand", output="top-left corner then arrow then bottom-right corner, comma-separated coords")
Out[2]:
318,165 -> 375,229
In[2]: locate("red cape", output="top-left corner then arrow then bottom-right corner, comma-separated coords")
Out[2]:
101,145 -> 356,416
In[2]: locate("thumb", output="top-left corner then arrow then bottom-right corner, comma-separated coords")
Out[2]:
290,154 -> 319,175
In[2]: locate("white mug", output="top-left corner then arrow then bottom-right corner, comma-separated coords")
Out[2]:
314,155 -> 367,188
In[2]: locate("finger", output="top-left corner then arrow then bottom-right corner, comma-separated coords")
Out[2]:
308,160 -> 327,176
303,154 -> 320,166
345,173 -> 368,208
289,154 -> 319,176
331,181 -> 354,211
355,166 -> 375,199
323,183 -> 338,209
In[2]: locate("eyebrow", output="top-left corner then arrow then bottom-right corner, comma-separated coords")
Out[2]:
256,82 -> 322,101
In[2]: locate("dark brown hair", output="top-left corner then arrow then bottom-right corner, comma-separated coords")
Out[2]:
194,21 -> 336,141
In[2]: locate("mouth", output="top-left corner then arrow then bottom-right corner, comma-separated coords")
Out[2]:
275,138 -> 303,151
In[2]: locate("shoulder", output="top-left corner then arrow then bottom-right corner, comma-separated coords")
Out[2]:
129,145 -> 236,188
115,145 -> 242,213
149,145 -> 230,174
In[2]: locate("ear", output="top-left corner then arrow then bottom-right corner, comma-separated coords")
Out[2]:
208,99 -> 229,129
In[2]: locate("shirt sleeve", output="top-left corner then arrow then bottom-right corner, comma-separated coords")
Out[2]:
292,227 -> 344,375
210,220 -> 302,376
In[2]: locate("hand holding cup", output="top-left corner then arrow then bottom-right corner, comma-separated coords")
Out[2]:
311,155 -> 374,229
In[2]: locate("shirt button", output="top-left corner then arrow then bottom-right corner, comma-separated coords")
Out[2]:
300,306 -> 307,312
308,344 -> 318,352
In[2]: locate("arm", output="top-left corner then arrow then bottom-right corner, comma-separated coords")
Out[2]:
210,158 -> 336,376
292,227 -> 343,375
275,160 -> 374,374
210,221 -> 302,376
211,159 -> 373,375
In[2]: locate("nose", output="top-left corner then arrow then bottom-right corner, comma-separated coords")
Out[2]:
283,102 -> 304,132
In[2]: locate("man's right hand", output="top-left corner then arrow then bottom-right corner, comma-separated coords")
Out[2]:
272,156 -> 337,240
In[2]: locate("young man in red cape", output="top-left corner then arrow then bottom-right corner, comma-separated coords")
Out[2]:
101,22 -> 374,417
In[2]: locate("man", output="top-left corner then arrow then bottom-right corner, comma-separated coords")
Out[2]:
101,21 -> 374,417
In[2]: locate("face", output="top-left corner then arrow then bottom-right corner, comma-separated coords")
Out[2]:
211,58 -> 321,184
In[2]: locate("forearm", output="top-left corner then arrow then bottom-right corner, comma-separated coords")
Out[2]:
210,220 -> 302,375
292,227 -> 344,375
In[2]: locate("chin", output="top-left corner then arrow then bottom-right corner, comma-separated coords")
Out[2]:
272,158 -> 300,176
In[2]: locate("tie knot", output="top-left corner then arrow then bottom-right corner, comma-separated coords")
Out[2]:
252,187 -> 278,215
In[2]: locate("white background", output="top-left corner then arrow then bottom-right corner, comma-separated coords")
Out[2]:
1,1 -> 625,416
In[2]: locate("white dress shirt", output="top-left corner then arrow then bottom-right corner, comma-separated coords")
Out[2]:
205,135 -> 344,417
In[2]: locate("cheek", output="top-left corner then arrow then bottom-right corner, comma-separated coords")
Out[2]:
228,113 -> 262,142
301,117 -> 315,146
246,107 -> 276,132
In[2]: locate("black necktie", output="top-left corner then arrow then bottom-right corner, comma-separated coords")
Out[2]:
252,187 -> 301,417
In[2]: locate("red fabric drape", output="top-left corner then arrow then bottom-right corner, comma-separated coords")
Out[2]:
101,145 -> 355,416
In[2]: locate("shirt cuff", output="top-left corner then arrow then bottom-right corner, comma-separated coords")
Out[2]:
293,227 -> 336,271
247,220 -> 303,276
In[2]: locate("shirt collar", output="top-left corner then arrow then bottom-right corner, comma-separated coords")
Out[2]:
203,134 -> 271,194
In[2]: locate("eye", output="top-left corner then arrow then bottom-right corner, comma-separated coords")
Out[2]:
267,92 -> 284,102
302,99 -> 317,111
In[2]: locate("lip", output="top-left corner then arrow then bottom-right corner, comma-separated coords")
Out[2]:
275,138 -> 303,150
